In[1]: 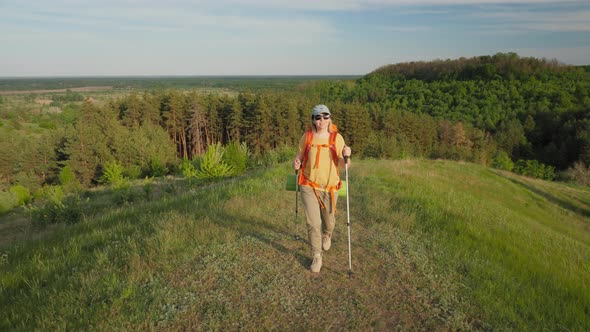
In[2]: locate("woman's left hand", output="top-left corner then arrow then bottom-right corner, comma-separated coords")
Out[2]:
343,146 -> 351,158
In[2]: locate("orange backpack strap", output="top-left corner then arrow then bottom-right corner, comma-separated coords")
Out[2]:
303,129 -> 313,158
329,124 -> 342,190
329,131 -> 339,166
298,129 -> 314,185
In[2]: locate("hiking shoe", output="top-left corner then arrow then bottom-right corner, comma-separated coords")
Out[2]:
310,253 -> 322,273
322,233 -> 332,251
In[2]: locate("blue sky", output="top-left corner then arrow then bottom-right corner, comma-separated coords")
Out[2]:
1,0 -> 589,76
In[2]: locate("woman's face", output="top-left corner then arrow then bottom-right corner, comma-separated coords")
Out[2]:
313,113 -> 331,131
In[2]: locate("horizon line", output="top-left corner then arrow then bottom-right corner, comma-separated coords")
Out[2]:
0,74 -> 364,79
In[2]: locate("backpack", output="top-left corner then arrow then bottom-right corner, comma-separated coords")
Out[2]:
298,124 -> 342,213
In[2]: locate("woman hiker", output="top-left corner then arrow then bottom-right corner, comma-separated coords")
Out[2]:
292,104 -> 352,273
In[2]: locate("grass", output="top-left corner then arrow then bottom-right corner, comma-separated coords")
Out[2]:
355,160 -> 590,330
1,159 -> 589,330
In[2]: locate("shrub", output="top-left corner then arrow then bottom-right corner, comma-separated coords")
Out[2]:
100,160 -> 128,188
254,144 -> 297,168
256,150 -> 277,167
513,159 -> 555,180
275,144 -> 297,164
58,165 -> 80,193
565,161 -> 590,186
59,165 -> 76,186
492,150 -> 514,171
224,141 -> 249,175
179,158 -> 198,179
32,186 -> 83,226
9,184 -> 32,206
124,165 -> 142,180
398,137 -> 416,160
196,143 -> 236,179
149,158 -> 168,178
111,185 -> 140,206
0,191 -> 18,214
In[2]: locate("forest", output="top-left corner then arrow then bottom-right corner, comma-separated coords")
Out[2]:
1,53 -> 590,213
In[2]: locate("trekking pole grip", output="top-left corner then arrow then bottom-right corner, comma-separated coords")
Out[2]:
344,156 -> 349,165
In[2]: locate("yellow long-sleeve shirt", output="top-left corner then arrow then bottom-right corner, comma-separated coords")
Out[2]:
298,132 -> 345,191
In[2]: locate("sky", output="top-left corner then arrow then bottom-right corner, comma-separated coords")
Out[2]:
1,0 -> 589,76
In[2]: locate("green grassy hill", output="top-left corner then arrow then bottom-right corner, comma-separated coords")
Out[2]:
1,160 -> 589,330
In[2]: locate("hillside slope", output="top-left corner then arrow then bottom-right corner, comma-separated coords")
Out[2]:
1,160 -> 589,330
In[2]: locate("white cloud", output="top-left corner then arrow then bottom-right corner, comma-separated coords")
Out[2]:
0,3 -> 331,33
0,1 -> 336,48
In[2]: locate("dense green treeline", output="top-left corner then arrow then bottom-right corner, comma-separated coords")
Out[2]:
303,53 -> 590,169
370,52 -> 577,82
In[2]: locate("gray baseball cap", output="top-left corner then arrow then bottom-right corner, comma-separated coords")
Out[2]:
311,104 -> 331,117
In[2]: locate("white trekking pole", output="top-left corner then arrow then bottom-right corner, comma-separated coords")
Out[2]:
294,169 -> 300,241
344,156 -> 353,278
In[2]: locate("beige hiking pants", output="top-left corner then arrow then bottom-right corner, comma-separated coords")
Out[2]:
300,185 -> 338,255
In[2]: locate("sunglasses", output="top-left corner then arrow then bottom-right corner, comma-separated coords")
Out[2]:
313,114 -> 331,121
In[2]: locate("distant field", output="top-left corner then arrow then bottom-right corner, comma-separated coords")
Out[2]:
0,86 -> 113,95
0,75 -> 360,92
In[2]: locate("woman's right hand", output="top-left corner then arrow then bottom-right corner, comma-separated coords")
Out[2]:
293,158 -> 301,170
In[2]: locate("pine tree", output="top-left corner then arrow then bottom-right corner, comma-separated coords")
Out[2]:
120,92 -> 143,128
140,92 -> 162,126
249,95 -> 273,154
226,98 -> 244,143
239,92 -> 257,151
204,95 -> 222,145
284,97 -> 301,145
186,96 -> 208,157
161,91 -> 188,159
62,101 -> 123,185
